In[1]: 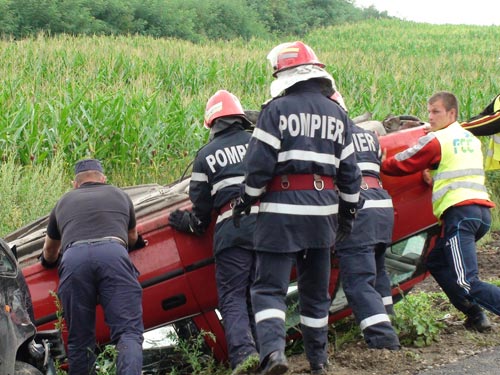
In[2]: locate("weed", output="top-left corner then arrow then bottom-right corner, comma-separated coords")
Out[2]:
393,290 -> 447,347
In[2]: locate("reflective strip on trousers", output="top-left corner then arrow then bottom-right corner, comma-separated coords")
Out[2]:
255,308 -> 286,323
381,296 -> 393,306
360,313 -> 391,331
300,314 -> 329,328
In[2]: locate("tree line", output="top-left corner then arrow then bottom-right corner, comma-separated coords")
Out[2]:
0,0 -> 388,41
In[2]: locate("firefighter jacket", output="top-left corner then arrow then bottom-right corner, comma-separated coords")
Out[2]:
335,124 -> 393,250
382,122 -> 492,220
190,124 -> 256,254
243,80 -> 361,252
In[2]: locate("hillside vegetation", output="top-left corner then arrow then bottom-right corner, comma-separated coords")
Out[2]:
1,19 -> 500,234
0,0 -> 386,41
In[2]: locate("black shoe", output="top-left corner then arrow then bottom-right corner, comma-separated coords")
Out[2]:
310,361 -> 330,375
257,350 -> 289,375
464,311 -> 492,333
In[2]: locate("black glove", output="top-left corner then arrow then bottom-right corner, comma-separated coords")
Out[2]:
129,234 -> 148,252
336,204 -> 357,243
232,194 -> 256,228
39,252 -> 61,269
168,209 -> 204,235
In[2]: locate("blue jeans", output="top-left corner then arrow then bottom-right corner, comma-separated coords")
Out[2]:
426,204 -> 500,316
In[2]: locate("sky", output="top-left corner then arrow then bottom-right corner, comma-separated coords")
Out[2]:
355,0 -> 500,26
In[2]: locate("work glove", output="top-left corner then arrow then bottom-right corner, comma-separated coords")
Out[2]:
39,252 -> 61,269
129,234 -> 148,252
168,209 -> 204,235
336,204 -> 357,243
232,193 -> 256,228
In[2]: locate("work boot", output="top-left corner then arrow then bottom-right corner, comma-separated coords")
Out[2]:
310,361 -> 330,375
464,311 -> 492,333
257,350 -> 289,375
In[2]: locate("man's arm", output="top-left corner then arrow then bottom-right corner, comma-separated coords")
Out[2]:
128,227 -> 138,248
42,235 -> 61,263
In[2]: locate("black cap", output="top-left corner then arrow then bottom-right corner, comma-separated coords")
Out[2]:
74,159 -> 103,175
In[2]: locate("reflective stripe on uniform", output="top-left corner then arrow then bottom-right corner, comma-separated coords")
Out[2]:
211,176 -> 244,196
340,142 -> 355,161
245,184 -> 266,197
255,308 -> 286,323
433,169 -> 484,181
358,162 -> 380,173
359,313 -> 391,331
339,191 -> 360,203
252,128 -> 281,150
278,149 -> 339,166
300,314 -> 329,328
361,199 -> 393,210
216,205 -> 259,224
432,182 -> 488,203
382,296 -> 394,306
259,202 -> 338,215
191,172 -> 208,182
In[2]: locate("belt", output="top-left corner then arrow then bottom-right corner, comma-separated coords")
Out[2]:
267,174 -> 335,192
361,176 -> 383,190
69,236 -> 127,248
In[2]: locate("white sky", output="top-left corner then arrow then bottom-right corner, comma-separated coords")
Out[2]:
355,0 -> 500,26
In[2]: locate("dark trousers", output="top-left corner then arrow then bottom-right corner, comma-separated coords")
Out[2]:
426,205 -> 500,316
251,248 -> 331,367
215,247 -> 257,369
337,244 -> 399,349
58,241 -> 144,375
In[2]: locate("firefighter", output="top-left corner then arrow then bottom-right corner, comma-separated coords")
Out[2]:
40,159 -> 145,375
382,91 -> 500,333
233,41 -> 361,375
168,90 -> 259,374
335,122 -> 401,350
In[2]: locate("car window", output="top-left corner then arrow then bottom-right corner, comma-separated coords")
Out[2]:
0,246 -> 16,276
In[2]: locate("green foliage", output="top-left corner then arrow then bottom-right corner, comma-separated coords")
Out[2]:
95,345 -> 118,375
0,0 -> 385,41
167,330 -> 226,375
392,291 -> 447,347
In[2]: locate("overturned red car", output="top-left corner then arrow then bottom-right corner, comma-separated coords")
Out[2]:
7,124 -> 439,366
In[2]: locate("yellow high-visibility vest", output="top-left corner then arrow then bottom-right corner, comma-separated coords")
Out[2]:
431,122 -> 490,219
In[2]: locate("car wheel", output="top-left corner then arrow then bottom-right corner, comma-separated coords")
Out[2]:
14,361 -> 43,375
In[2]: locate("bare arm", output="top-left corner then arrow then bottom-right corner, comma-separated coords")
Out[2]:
42,235 -> 61,263
128,227 -> 138,249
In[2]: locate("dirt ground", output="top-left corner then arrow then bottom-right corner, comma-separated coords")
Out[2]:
285,232 -> 500,375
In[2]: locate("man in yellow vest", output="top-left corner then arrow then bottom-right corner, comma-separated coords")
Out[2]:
382,91 -> 499,332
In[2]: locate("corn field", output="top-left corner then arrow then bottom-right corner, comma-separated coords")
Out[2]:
1,19 -> 500,235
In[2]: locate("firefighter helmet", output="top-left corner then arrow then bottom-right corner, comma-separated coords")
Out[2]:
269,41 -> 325,77
204,90 -> 247,128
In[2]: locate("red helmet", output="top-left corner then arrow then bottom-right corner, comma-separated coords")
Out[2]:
271,41 -> 325,77
204,90 -> 246,128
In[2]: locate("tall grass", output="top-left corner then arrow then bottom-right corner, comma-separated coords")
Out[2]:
1,19 -> 500,234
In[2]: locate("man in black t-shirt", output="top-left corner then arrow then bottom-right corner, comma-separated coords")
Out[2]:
41,159 -> 145,375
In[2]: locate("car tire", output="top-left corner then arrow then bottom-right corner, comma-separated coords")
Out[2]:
14,361 -> 43,375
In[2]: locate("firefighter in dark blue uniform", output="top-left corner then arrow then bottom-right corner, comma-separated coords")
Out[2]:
168,90 -> 259,374
335,123 -> 401,350
233,41 -> 361,375
41,159 -> 145,375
